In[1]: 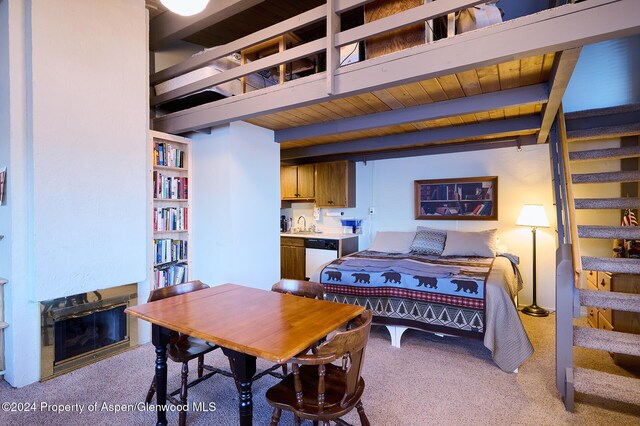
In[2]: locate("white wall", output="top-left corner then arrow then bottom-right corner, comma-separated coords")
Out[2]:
191,122 -> 280,290
30,0 -> 148,301
284,144 -> 558,310
0,0 -> 147,387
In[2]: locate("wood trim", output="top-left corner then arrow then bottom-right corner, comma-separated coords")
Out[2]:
536,48 -> 581,144
150,5 -> 327,84
414,176 -> 498,220
336,0 -> 484,47
558,107 -> 582,282
282,135 -> 537,165
151,38 -> 327,106
153,0 -> 640,134
326,0 -> 340,95
280,116 -> 540,159
275,84 -> 549,143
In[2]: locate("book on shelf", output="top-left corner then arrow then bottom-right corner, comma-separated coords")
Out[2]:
154,142 -> 186,168
477,202 -> 492,215
435,206 -> 459,215
472,203 -> 483,215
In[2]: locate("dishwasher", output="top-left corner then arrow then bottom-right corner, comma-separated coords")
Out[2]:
305,238 -> 339,279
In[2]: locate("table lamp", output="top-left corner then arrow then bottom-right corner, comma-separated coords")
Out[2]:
516,204 -> 550,317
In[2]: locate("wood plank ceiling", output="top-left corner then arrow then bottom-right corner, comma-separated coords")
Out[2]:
246,53 -> 555,150
147,1 -> 570,162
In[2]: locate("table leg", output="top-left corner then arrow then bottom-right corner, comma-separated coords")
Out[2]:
152,324 -> 171,426
222,347 -> 257,426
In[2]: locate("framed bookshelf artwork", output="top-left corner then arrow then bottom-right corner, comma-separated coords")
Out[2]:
415,176 -> 498,220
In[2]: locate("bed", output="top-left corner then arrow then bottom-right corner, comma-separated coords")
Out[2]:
310,228 -> 534,373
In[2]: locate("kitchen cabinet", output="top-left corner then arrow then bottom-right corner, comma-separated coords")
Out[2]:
281,237 -> 306,280
281,164 -> 315,200
281,235 -> 359,280
315,161 -> 356,208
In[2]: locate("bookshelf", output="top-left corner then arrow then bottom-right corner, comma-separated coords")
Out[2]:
150,130 -> 191,289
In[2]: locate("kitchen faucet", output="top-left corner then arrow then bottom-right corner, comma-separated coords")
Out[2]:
297,215 -> 306,231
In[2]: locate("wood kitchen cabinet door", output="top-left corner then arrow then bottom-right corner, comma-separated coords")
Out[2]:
315,161 -> 355,208
281,237 -> 306,280
281,166 -> 298,199
296,164 -> 315,199
281,165 -> 315,200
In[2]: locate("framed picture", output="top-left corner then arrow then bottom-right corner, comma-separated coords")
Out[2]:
415,176 -> 498,220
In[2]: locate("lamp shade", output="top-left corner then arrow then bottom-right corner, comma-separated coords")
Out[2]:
516,204 -> 549,228
161,0 -> 209,16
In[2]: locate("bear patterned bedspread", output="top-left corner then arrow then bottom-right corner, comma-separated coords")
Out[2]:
320,251 -> 494,337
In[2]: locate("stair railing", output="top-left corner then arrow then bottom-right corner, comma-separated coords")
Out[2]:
558,109 -> 582,280
550,108 -> 580,412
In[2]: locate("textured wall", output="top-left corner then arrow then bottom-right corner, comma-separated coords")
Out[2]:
29,0 -> 148,301
1,0 -> 147,387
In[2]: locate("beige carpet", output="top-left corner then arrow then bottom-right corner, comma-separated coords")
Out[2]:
0,313 -> 638,425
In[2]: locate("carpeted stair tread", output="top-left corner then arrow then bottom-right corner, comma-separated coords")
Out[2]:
579,289 -> 640,313
574,326 -> 640,357
569,146 -> 640,161
578,225 -> 640,239
566,123 -> 640,142
581,256 -> 640,274
572,170 -> 640,184
574,197 -> 640,209
573,368 -> 640,405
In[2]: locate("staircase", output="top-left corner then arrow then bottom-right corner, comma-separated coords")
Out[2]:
551,107 -> 640,412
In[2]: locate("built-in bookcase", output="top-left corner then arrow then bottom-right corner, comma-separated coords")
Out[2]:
149,130 -> 191,289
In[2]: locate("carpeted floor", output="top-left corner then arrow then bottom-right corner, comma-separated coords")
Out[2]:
0,313 -> 638,425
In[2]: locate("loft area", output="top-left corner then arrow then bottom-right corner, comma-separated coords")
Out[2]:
147,0 -> 640,164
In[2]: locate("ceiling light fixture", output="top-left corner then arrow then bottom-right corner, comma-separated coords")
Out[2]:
160,0 -> 209,17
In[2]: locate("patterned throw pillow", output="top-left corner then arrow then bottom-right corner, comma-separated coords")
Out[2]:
410,226 -> 447,255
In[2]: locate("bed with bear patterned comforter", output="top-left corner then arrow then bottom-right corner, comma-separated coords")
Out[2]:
312,251 -> 533,372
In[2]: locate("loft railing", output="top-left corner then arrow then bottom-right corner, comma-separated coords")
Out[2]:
149,0 -> 487,108
549,109 -> 580,411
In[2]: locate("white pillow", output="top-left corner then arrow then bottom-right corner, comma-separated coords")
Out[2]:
441,229 -> 498,258
368,231 -> 416,253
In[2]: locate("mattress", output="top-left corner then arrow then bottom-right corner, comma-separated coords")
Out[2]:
153,51 -> 277,99
312,254 -> 533,372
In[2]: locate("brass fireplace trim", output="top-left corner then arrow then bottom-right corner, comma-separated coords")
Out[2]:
40,283 -> 138,381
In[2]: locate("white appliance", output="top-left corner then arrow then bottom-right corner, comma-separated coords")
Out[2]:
305,238 -> 339,279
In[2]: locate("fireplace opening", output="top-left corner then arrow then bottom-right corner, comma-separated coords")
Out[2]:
54,304 -> 127,363
40,284 -> 138,381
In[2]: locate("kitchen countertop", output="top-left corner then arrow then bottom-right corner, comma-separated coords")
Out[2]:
280,232 -> 359,240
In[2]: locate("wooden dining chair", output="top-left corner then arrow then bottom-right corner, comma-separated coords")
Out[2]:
265,310 -> 372,426
271,279 -> 325,300
144,280 -> 227,426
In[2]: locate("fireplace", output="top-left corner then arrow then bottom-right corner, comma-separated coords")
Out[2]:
40,284 -> 138,381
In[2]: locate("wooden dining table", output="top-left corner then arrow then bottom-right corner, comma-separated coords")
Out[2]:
126,283 -> 364,426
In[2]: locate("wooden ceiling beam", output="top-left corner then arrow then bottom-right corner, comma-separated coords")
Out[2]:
283,135 -> 538,165
149,0 -> 265,50
153,0 -> 640,134
536,48 -> 581,144
275,84 -> 548,143
281,115 -> 541,160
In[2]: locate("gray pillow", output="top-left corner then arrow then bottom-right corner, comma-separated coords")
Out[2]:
441,229 -> 498,258
410,226 -> 447,255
